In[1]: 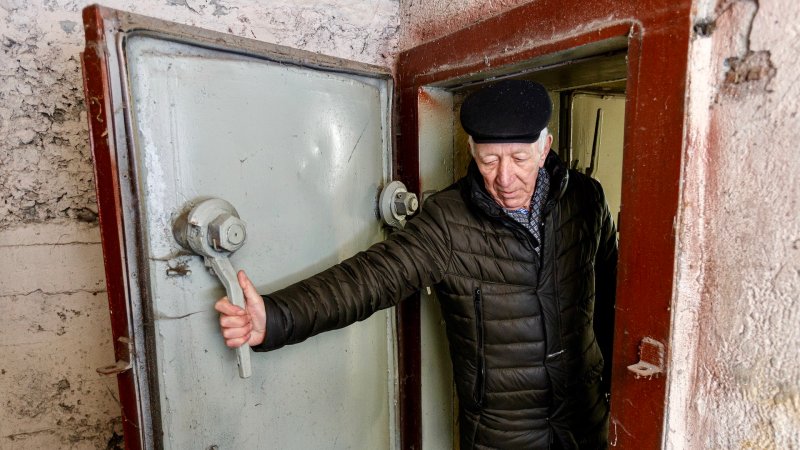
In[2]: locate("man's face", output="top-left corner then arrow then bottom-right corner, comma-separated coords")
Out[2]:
473,137 -> 551,210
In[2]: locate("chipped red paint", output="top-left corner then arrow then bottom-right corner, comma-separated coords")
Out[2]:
416,87 -> 436,107
80,5 -> 143,450
396,0 -> 691,448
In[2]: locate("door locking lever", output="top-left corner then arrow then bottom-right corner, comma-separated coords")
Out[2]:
173,198 -> 252,379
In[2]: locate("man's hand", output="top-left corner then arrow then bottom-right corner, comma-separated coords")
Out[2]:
214,270 -> 267,348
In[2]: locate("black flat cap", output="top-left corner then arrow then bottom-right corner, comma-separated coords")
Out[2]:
460,79 -> 552,143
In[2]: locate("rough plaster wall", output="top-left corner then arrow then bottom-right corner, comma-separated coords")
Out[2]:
399,0 -> 529,48
0,223 -> 116,448
0,1 -> 398,448
668,0 -> 800,448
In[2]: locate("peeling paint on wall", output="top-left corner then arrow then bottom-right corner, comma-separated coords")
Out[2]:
0,0 -> 398,230
721,50 -> 776,95
0,25 -> 94,226
712,0 -> 778,99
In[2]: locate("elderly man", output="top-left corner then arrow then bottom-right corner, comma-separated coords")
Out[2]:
215,80 -> 618,449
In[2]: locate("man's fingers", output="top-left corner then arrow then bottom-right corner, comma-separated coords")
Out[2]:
222,323 -> 252,339
220,314 -> 250,328
215,274 -> 262,348
238,270 -> 261,304
215,297 -> 246,316
225,334 -> 251,348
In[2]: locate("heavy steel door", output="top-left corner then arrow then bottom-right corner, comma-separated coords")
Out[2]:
83,6 -> 399,449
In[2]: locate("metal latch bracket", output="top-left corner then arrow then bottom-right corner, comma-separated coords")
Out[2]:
96,336 -> 133,376
626,337 -> 665,378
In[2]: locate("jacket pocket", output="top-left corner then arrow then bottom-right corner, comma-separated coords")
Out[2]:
473,288 -> 486,407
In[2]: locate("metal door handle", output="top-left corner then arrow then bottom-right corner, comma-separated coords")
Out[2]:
173,198 -> 252,379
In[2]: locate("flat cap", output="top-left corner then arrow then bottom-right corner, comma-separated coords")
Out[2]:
460,79 -> 552,144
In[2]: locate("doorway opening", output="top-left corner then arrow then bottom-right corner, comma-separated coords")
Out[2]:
415,39 -> 628,449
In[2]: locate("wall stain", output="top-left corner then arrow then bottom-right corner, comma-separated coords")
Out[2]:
722,50 -> 776,94
2,367 -> 123,446
715,0 -> 777,98
693,18 -> 716,37
683,0 -> 800,446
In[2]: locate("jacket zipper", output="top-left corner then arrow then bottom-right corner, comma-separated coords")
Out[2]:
473,288 -> 486,407
549,207 -> 563,352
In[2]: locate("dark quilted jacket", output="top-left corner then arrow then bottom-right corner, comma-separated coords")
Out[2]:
255,151 -> 618,449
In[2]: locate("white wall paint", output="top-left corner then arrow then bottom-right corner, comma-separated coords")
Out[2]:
0,1 -> 398,448
569,93 -> 626,222
668,0 -> 800,447
0,222 -> 116,448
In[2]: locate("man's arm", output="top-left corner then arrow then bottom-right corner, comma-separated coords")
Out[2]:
216,196 -> 453,351
594,192 -> 618,397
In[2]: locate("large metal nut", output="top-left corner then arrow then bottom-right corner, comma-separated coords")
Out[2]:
393,191 -> 419,217
208,214 -> 247,252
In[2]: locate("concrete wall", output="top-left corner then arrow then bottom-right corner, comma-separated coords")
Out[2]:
667,0 -> 800,447
0,1 -> 398,448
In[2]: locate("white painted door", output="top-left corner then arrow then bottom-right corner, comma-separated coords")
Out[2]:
123,34 -> 396,449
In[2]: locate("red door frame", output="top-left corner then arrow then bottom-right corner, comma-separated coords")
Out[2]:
81,7 -> 143,449
395,1 -> 691,448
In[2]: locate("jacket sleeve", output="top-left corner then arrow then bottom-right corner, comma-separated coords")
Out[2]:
253,196 -> 453,352
594,188 -> 618,396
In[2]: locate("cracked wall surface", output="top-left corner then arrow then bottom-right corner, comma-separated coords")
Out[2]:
0,222 -> 117,449
668,0 -> 800,448
0,0 -> 398,448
